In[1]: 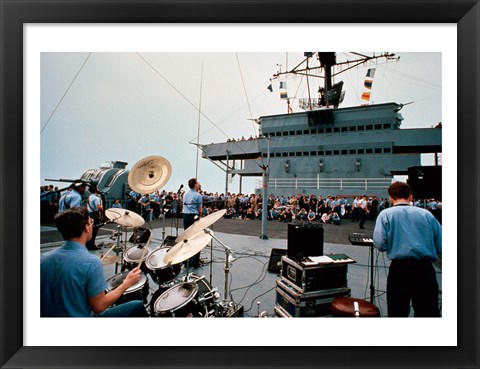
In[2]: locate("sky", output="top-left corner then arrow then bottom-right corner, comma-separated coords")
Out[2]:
40,51 -> 442,195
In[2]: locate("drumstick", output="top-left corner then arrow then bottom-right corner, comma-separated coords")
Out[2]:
100,243 -> 118,261
136,233 -> 152,270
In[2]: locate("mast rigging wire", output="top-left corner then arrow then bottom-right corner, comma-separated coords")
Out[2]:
136,52 -> 265,168
41,52 -> 92,135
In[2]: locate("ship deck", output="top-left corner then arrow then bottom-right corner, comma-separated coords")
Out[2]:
40,216 -> 442,318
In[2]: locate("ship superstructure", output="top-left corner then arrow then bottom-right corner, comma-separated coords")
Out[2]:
198,52 -> 442,198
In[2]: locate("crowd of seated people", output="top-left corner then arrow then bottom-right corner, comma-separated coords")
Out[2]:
41,183 -> 442,226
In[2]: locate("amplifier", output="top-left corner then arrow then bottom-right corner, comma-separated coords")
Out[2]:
281,256 -> 348,293
275,279 -> 351,317
162,235 -> 177,247
287,222 -> 324,259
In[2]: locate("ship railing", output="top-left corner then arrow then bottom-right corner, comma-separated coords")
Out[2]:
265,177 -> 393,190
298,98 -> 322,110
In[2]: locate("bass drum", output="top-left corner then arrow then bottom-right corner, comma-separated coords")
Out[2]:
152,275 -> 218,317
188,274 -> 218,316
123,244 -> 151,274
106,271 -> 149,305
145,247 -> 181,285
148,282 -> 176,317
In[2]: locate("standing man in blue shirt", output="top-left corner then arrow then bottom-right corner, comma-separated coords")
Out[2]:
373,181 -> 442,317
41,207 -> 147,317
86,186 -> 103,250
181,178 -> 203,268
58,183 -> 86,212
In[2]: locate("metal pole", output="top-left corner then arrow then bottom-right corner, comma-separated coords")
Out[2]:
225,150 -> 229,196
260,136 -> 270,240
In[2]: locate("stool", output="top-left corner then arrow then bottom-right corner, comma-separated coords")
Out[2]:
331,297 -> 380,317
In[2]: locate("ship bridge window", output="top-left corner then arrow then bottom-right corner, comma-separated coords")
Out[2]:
296,130 -> 302,135
289,131 -> 296,135
289,152 -> 295,157
366,148 -> 373,154
383,124 -> 392,129
318,150 -> 325,156
358,125 -> 365,131
375,148 -> 382,154
282,152 -> 288,157
296,152 -> 302,156
303,130 -> 310,134
349,126 -> 356,131
326,128 -> 332,133
366,125 -> 373,130
358,149 -> 365,154
310,129 -> 318,134
349,149 -> 356,155
333,150 -> 340,155
375,124 -> 382,129
333,128 -> 340,133
325,150 -> 332,156
318,128 -> 325,133
383,148 -> 392,153
282,131 -> 288,136
341,150 -> 348,155
310,151 -> 317,156
341,127 -> 348,132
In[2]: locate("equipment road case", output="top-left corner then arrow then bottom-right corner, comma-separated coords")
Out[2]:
275,278 -> 351,317
281,256 -> 351,293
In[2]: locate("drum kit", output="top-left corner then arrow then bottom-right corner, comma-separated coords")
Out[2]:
100,156 -> 236,317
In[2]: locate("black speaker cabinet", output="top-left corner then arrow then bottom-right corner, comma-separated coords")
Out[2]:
267,248 -> 287,273
287,223 -> 324,259
162,235 -> 177,247
407,166 -> 442,200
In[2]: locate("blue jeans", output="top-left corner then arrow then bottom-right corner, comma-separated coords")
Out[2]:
98,300 -> 148,317
183,213 -> 201,268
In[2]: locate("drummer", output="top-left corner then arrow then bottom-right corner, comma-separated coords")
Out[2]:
41,207 -> 148,317
181,178 -> 203,269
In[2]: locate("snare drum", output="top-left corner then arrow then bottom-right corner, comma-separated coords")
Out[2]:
152,274 -> 218,317
145,247 -> 181,285
106,271 -> 149,305
123,244 -> 151,274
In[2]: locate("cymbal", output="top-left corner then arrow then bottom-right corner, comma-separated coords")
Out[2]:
128,155 -> 172,194
176,209 -> 226,243
105,208 -> 145,228
101,255 -> 120,265
164,231 -> 213,265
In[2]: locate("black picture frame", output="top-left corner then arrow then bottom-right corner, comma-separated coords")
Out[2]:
1,1 -> 478,368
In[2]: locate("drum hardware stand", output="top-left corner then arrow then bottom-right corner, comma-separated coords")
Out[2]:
160,203 -> 167,241
209,224 -> 214,286
202,227 -> 236,307
112,225 -> 124,274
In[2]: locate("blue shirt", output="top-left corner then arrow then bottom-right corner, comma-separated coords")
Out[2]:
58,190 -> 83,212
41,241 -> 106,317
182,189 -> 202,214
373,204 -> 442,261
88,194 -> 101,213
